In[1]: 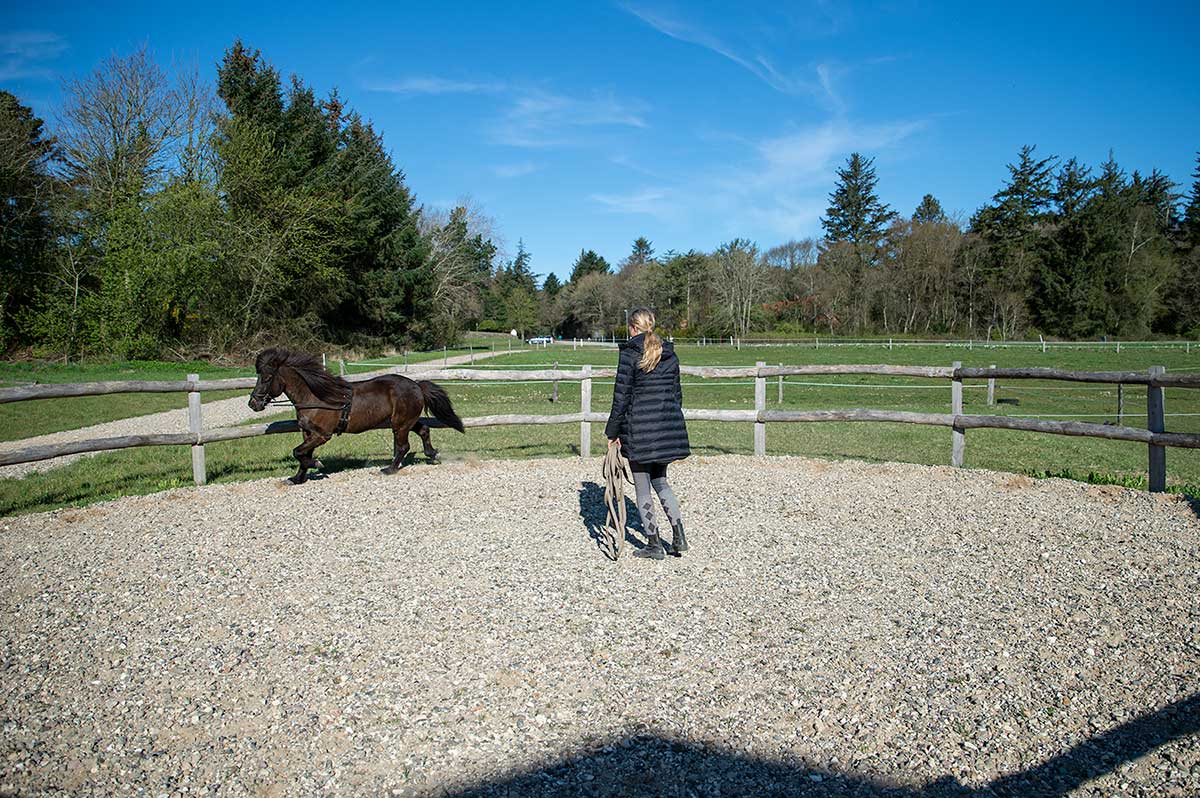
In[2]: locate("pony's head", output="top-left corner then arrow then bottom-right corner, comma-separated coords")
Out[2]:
248,347 -> 351,412
248,347 -> 287,411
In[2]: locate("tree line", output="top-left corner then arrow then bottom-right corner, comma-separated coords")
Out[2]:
3,43 -> 1199,361
511,145 -> 1199,343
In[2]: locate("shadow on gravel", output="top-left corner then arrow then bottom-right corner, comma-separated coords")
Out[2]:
578,481 -> 647,560
437,693 -> 1200,798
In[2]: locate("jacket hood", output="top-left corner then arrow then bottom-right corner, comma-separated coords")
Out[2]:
620,332 -> 674,355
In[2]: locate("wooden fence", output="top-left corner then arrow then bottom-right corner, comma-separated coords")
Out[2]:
2,364 -> 1198,492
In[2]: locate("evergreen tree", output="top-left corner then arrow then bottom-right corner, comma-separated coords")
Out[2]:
0,91 -> 57,347
542,272 -> 562,297
620,236 -> 655,274
501,239 -> 537,294
215,40 -> 284,135
1184,153 -> 1200,248
972,145 -> 1057,244
821,153 -> 896,251
569,249 -> 610,283
1028,158 -> 1098,336
912,194 -> 945,224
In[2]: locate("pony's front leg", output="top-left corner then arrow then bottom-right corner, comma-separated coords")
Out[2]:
290,419 -> 330,484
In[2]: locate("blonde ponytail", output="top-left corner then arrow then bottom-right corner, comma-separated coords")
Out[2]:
629,308 -> 662,372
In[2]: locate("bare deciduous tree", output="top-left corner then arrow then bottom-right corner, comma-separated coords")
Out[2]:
713,239 -> 765,338
57,45 -> 194,208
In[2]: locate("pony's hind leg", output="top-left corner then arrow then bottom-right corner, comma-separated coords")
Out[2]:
413,421 -> 439,462
382,423 -> 412,475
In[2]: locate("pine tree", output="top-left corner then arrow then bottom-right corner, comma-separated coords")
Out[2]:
542,272 -> 562,297
498,239 -> 537,295
569,249 -> 610,283
972,145 -> 1057,244
1184,153 -> 1200,248
0,91 -> 57,347
821,153 -> 896,250
216,41 -> 284,135
912,194 -> 945,224
621,236 -> 655,274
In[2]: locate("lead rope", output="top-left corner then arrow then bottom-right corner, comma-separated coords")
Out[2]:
602,443 -> 634,560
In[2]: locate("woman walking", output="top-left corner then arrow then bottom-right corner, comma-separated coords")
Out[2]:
605,308 -> 691,560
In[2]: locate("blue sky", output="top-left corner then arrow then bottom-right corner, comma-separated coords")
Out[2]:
3,1 -> 1198,281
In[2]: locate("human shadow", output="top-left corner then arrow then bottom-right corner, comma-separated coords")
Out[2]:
578,481 -> 647,561
431,692 -> 1200,797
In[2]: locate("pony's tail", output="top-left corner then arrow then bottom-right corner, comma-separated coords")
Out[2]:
419,381 -> 465,433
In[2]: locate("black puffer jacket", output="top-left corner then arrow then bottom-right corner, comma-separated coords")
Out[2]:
604,334 -> 690,464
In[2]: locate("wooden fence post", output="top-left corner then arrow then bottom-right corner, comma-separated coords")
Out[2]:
754,361 -> 766,456
339,359 -> 346,377
580,364 -> 592,458
987,364 -> 996,406
551,361 -> 559,403
1040,334 -> 1046,353
777,362 -> 783,405
951,361 -> 965,467
443,346 -> 448,366
1148,366 -> 1166,492
187,373 -> 206,486
1117,383 -> 1124,424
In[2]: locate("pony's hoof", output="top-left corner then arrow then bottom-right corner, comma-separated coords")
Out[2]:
425,451 -> 440,463
381,465 -> 400,475
287,475 -> 307,485
312,459 -> 325,471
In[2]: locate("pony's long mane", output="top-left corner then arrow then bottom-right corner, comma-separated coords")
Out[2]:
256,347 -> 352,404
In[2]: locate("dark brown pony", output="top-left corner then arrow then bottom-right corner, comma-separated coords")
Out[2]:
248,347 -> 464,483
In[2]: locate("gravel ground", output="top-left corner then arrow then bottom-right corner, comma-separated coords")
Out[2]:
0,352 -> 500,479
1,455 -> 1198,797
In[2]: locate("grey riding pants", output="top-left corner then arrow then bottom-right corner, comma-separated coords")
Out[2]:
629,461 -> 683,539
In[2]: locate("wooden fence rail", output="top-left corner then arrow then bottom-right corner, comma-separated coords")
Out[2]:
2,364 -> 1198,492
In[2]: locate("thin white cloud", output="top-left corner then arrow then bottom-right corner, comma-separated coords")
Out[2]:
365,74 -> 648,149
494,89 -> 649,148
493,162 -> 539,178
368,76 -> 502,95
755,119 -> 926,181
622,4 -> 839,107
590,187 -> 675,218
593,117 -> 928,239
0,31 -> 67,82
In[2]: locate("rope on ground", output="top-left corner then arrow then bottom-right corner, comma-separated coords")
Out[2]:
603,443 -> 634,561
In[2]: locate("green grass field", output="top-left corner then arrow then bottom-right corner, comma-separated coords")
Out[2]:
1,341 -> 1197,516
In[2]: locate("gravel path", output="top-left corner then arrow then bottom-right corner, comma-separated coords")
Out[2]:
2,455 -> 1198,797
0,352 -> 502,479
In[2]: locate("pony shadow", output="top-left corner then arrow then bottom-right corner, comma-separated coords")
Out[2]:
578,481 -> 647,561
317,452 -> 432,475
